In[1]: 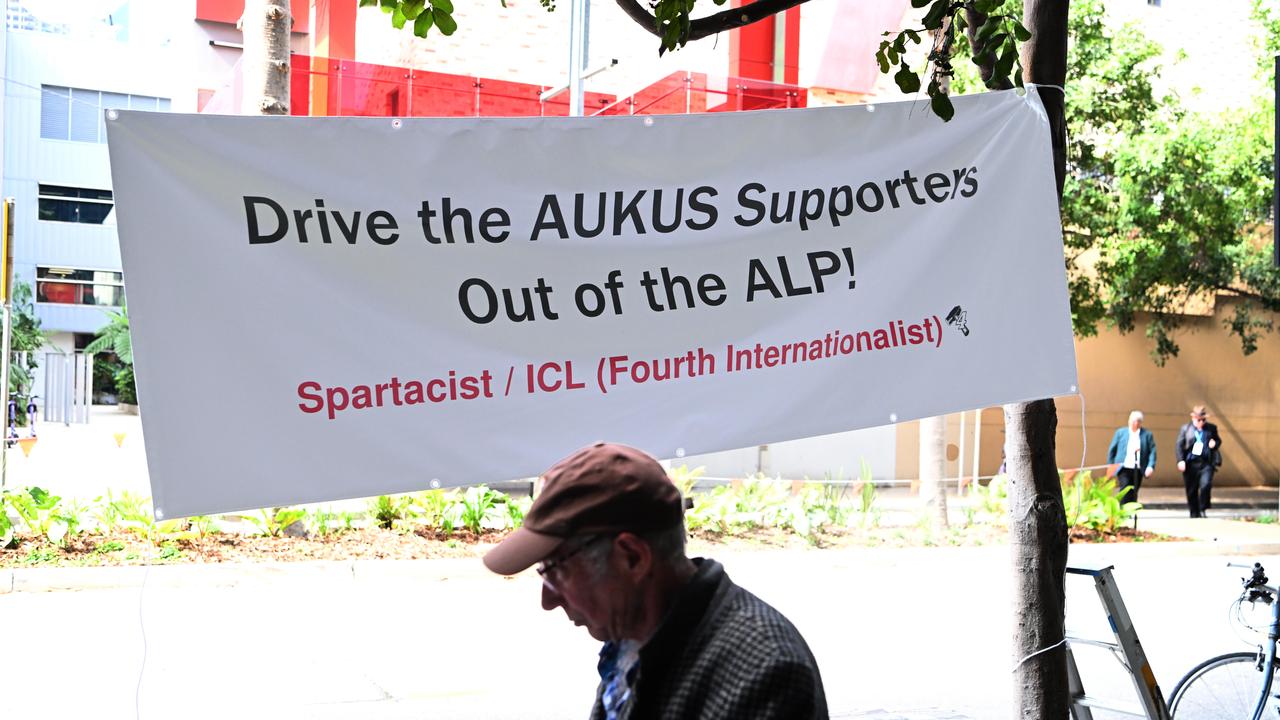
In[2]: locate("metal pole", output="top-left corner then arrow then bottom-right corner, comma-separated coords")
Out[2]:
0,307 -> 10,489
567,0 -> 588,116
972,408 -> 983,485
0,199 -> 13,490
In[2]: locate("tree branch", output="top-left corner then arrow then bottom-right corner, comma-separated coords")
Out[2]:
614,0 -> 809,44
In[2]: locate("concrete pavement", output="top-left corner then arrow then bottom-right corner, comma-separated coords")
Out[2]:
7,533 -> 1280,719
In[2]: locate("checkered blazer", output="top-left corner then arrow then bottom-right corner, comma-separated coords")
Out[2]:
590,558 -> 828,720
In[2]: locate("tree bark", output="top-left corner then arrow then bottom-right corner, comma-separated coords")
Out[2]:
1009,2 -> 1070,719
613,0 -> 808,44
918,415 -> 949,530
241,0 -> 291,116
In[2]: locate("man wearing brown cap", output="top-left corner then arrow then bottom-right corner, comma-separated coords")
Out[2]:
484,442 -> 828,720
1175,405 -> 1223,518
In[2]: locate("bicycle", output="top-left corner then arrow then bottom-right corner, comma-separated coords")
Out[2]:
1166,562 -> 1280,719
4,392 -> 37,448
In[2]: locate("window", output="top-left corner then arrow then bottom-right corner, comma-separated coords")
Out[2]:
38,184 -> 113,224
39,85 -> 170,143
36,267 -> 124,307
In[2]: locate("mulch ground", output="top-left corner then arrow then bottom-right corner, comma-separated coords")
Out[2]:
0,521 -> 1178,568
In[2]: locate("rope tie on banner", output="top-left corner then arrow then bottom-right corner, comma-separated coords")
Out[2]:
1025,82 -> 1067,94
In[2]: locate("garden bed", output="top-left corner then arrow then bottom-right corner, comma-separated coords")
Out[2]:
0,521 -> 1176,568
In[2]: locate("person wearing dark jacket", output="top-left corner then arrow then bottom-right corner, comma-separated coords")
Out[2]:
483,442 -> 828,720
1174,405 -> 1223,518
1106,410 -> 1156,504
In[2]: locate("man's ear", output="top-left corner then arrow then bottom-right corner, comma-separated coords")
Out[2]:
612,532 -> 653,579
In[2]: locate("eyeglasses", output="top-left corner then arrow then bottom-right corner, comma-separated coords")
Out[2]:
537,534 -> 613,588
1192,416 -> 1207,424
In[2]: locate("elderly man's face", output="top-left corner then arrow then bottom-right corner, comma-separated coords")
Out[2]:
1129,416 -> 1142,431
539,536 -> 629,642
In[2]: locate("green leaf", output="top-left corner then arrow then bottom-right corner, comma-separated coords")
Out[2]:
359,0 -> 379,6
930,91 -> 954,122
379,0 -> 398,13
994,43 -> 1017,82
876,49 -> 889,74
894,64 -> 921,94
974,0 -> 1002,12
433,8 -> 457,35
905,29 -> 921,44
922,0 -> 949,28
978,17 -> 1001,40
910,0 -> 933,7
402,0 -> 425,20
391,5 -> 407,28
429,0 -> 453,12
413,9 -> 434,36
1012,19 -> 1031,41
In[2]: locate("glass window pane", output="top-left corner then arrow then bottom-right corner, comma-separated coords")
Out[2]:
69,88 -> 100,142
101,92 -> 129,110
40,86 -> 70,140
129,95 -> 158,112
76,202 -> 112,224
157,98 -> 171,111
38,198 -> 78,222
38,184 -> 78,198
37,282 -> 78,304
88,285 -> 124,306
37,198 -> 112,224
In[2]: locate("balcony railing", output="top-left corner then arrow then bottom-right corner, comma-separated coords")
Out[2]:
202,55 -> 807,118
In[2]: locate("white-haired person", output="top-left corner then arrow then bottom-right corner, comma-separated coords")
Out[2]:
1107,410 -> 1156,505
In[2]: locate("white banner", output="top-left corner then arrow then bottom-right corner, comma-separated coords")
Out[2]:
106,90 -> 1077,518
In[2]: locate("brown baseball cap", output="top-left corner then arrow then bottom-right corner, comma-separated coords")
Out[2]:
483,442 -> 683,576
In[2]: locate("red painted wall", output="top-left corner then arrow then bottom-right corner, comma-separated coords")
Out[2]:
196,0 -> 312,33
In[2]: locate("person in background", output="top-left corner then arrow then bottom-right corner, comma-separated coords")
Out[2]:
1175,405 -> 1223,518
484,442 -> 828,720
1107,410 -> 1156,505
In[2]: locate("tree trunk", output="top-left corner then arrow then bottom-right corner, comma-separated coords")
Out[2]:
241,0 -> 291,116
918,415 -> 949,530
1010,2 -> 1070,719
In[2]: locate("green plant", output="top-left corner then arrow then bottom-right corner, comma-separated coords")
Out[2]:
504,495 -> 532,529
370,494 -> 414,530
1252,514 -> 1279,525
412,489 -> 452,528
337,510 -> 358,531
105,491 -> 192,545
853,458 -> 880,528
309,508 -> 336,537
973,473 -> 1010,520
457,486 -> 506,533
189,515 -> 219,539
158,542 -> 183,560
1061,471 -> 1142,534
668,464 -> 706,499
0,508 -> 12,548
85,305 -> 135,404
94,539 -> 125,553
5,487 -> 71,545
23,546 -> 59,564
245,507 -> 307,537
7,283 -> 47,419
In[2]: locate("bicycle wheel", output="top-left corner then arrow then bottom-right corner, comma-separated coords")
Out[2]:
1167,651 -> 1279,719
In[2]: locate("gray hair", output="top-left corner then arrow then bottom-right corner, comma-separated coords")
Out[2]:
580,523 -> 688,577
1129,410 -> 1144,424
